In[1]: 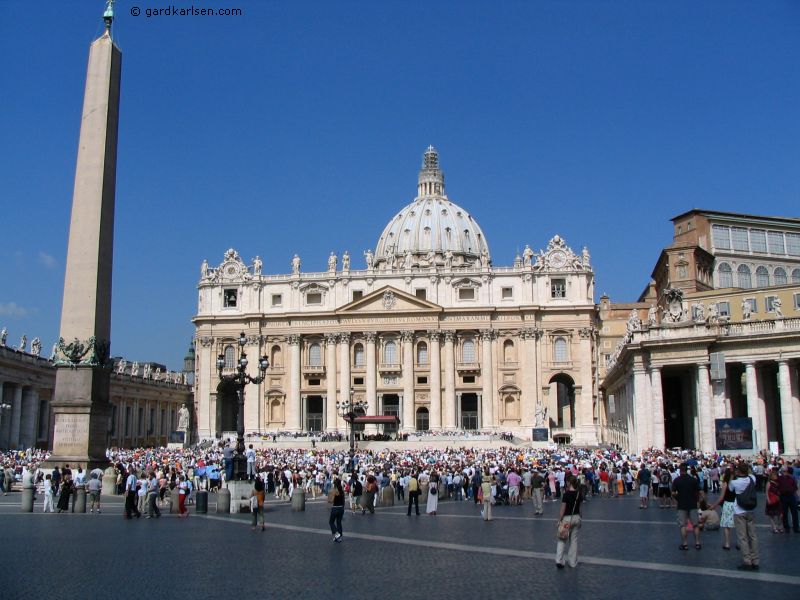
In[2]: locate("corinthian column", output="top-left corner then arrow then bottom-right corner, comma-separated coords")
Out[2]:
365,332 -> 377,417
288,335 -> 302,431
401,331 -> 415,432
778,360 -> 797,455
429,331 -> 442,429
744,362 -> 763,449
649,366 -> 665,450
325,333 -> 338,432
443,331 -> 456,429
480,330 -> 494,429
696,363 -> 713,452
338,333 -> 351,431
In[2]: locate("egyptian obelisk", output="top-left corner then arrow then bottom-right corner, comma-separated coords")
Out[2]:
49,2 -> 121,468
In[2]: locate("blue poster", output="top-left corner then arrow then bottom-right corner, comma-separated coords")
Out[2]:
531,428 -> 549,442
715,418 -> 753,450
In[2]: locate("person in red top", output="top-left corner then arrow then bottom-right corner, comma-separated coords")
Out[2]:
598,469 -> 610,497
777,466 -> 799,533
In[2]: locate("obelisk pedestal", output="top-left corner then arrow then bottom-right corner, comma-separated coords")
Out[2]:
48,17 -> 121,470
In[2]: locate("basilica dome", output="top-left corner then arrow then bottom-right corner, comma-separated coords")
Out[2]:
374,147 -> 490,269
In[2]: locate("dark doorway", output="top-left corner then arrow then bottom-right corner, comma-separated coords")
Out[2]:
460,393 -> 479,430
306,396 -> 324,432
662,371 -> 695,449
416,407 -> 429,431
550,374 -> 575,429
382,394 -> 400,433
759,364 -> 783,448
727,364 -> 747,418
216,379 -> 238,435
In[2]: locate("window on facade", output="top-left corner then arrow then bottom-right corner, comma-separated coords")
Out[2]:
768,231 -> 785,254
462,375 -> 476,384
223,289 -> 237,308
773,267 -> 787,286
224,345 -> 235,369
737,264 -> 752,288
270,345 -> 282,368
750,229 -> 767,253
745,297 -> 758,313
792,268 -> 800,284
306,292 -> 322,305
271,294 -> 282,307
766,296 -> 779,312
459,288 -> 475,301
756,266 -> 770,288
718,263 -> 733,287
554,337 -> 568,362
712,224 -> 730,249
308,378 -> 321,386
353,377 -> 364,385
794,293 -> 800,311
308,343 -> 322,366
731,227 -> 749,251
417,376 -> 428,385
383,340 -> 397,364
503,340 -> 514,362
551,278 -> 566,298
786,233 -> 800,257
416,407 -> 429,431
353,344 -> 365,367
462,339 -> 476,363
352,290 -> 363,301
502,287 -> 513,299
717,301 -> 731,317
415,289 -> 427,300
416,342 -> 428,364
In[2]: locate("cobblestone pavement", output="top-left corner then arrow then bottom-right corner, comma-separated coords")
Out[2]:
1,491 -> 798,599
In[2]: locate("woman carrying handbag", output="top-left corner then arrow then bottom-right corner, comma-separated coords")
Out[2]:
555,475 -> 583,568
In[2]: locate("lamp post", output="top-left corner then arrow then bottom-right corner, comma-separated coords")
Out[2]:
216,331 -> 268,481
336,388 -> 367,472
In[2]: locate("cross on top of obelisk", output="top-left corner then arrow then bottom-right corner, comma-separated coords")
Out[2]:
103,0 -> 115,34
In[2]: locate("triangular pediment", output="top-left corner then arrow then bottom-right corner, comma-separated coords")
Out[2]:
337,285 -> 443,314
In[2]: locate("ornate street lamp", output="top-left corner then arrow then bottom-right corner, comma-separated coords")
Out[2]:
216,332 -> 269,480
336,388 -> 367,472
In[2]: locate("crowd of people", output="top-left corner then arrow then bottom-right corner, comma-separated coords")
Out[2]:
2,442 -> 798,571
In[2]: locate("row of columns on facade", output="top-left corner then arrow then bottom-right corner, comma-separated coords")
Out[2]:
628,359 -> 799,453
0,381 -> 41,450
110,400 -> 177,443
253,327 -> 594,433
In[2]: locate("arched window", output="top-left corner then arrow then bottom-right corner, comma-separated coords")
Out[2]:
505,395 -> 519,420
503,340 -> 515,363
554,337 -> 568,362
269,399 -> 283,423
308,343 -> 322,366
224,345 -> 235,369
774,267 -> 787,286
462,339 -> 476,363
383,340 -> 397,364
353,343 -> 365,367
270,345 -> 282,368
792,268 -> 800,284
756,266 -> 769,288
416,342 -> 428,365
415,407 -> 429,431
737,264 -> 752,289
718,262 -> 733,288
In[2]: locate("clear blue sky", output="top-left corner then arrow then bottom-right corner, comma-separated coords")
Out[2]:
1,1 -> 798,370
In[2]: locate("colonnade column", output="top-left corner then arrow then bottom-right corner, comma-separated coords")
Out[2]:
577,327 -> 596,442
0,381 -> 9,448
9,384 -> 22,448
325,333 -> 338,432
443,331 -> 456,429
19,387 -> 39,450
696,364 -> 713,452
401,331 -> 414,432
288,334 -> 302,431
777,360 -> 797,455
632,365 -> 650,454
365,332 -> 377,417
649,366 -> 665,450
338,333 -> 351,431
480,330 -> 494,429
429,331 -> 442,430
744,362 -> 763,449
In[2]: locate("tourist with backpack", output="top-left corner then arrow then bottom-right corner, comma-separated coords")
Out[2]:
730,461 -> 759,570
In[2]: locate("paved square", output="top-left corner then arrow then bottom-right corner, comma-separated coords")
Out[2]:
1,490 -> 798,599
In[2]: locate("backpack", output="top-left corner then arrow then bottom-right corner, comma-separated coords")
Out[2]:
736,478 -> 757,511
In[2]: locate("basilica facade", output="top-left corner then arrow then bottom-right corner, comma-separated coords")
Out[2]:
193,147 -> 599,443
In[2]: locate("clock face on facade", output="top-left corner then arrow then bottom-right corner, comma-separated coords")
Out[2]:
550,250 -> 567,269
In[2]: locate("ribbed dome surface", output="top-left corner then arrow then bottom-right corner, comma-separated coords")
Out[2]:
373,147 -> 490,266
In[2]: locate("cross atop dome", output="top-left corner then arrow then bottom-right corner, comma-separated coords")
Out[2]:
418,145 -> 445,198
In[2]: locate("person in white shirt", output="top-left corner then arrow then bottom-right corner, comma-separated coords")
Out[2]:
124,467 -> 141,519
729,461 -> 759,571
87,473 -> 102,513
246,444 -> 256,481
43,474 -> 55,513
